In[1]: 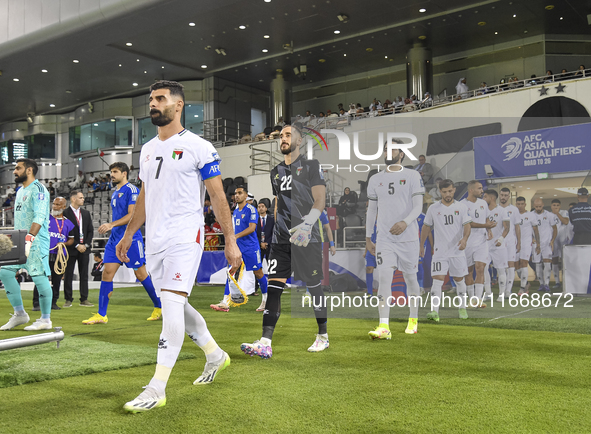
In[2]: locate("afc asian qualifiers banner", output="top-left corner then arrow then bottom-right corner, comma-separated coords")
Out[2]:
474,122 -> 591,179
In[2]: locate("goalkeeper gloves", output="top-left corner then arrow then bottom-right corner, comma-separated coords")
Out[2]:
289,208 -> 321,247
25,233 -> 35,257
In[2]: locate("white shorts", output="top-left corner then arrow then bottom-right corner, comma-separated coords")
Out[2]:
431,254 -> 468,278
146,242 -> 203,296
519,240 -> 533,261
488,246 -> 508,269
537,240 -> 553,261
464,242 -> 489,267
375,240 -> 419,274
532,243 -> 541,263
504,236 -> 517,263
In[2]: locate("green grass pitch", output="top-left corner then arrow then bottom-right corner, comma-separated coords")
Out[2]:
1,285 -> 590,433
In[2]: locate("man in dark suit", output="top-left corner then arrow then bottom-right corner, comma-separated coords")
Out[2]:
256,198 -> 274,262
63,190 -> 94,307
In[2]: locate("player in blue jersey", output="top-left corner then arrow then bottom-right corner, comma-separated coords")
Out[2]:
365,221 -> 378,296
0,159 -> 54,331
82,162 -> 161,324
211,186 -> 268,312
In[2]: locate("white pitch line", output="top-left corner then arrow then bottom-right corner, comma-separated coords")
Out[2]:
484,306 -> 549,322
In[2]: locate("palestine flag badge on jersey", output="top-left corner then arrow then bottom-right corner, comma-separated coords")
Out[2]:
297,167 -> 303,176
454,210 -> 460,215
172,149 -> 184,160
400,179 -> 406,185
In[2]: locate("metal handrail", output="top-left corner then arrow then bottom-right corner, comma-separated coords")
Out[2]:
249,139 -> 282,174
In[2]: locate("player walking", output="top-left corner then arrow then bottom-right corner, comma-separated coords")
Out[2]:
550,199 -> 569,288
531,198 -> 558,292
241,123 -> 328,358
460,180 -> 494,307
0,159 -> 53,331
482,190 -> 510,302
118,80 -> 241,412
499,188 -> 521,296
366,140 -> 424,338
515,197 -> 535,295
421,179 -> 472,321
83,162 -> 162,325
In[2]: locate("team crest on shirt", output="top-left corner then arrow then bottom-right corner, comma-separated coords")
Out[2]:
400,180 -> 406,185
173,272 -> 182,281
494,213 -> 498,218
241,214 -> 245,218
297,167 -> 303,176
118,193 -> 124,198
23,195 -> 27,201
543,216 -> 547,220
172,149 -> 184,160
454,210 -> 459,215
480,206 -> 484,210
379,183 -> 383,187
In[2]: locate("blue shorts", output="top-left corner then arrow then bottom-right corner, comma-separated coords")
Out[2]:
104,238 -> 146,269
365,251 -> 376,268
242,248 -> 262,271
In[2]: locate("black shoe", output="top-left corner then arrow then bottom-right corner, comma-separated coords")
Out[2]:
51,304 -> 61,310
32,306 -> 40,311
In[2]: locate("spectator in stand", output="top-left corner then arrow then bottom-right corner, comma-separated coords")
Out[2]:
356,103 -> 364,114
401,97 -> 417,112
369,105 -> 378,117
394,97 -> 404,108
477,82 -> 489,95
575,65 -> 586,78
369,98 -> 379,110
327,109 -> 338,118
348,104 -> 357,115
558,68 -> 570,81
421,92 -> 433,107
204,197 -> 215,226
456,78 -> 469,99
525,74 -> 538,87
428,178 -> 443,201
47,181 -> 55,197
69,170 -> 85,189
318,112 -> 325,118
410,95 -> 417,104
337,187 -> 358,218
414,154 -> 434,185
339,108 -> 347,117
544,70 -> 554,83
91,252 -> 104,282
337,103 -> 344,112
2,194 -> 13,208
52,178 -> 60,193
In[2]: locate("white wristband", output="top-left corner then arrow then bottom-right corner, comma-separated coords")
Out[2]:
496,236 -> 504,244
303,208 -> 322,226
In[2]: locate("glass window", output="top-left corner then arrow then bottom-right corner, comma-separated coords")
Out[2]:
69,126 -> 81,154
25,134 -> 56,159
0,141 -> 8,164
138,117 -> 157,145
185,103 -> 204,136
12,142 -> 28,160
69,118 -> 133,154
115,118 -> 133,147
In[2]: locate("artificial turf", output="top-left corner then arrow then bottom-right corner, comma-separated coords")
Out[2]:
0,285 -> 590,433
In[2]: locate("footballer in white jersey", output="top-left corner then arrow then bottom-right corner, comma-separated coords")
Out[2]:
550,199 -> 570,260
483,190 -> 511,300
366,141 -> 424,337
461,181 -> 494,307
117,81 -> 241,413
499,188 -> 522,297
531,198 -> 558,291
420,180 -> 471,320
515,197 -> 536,295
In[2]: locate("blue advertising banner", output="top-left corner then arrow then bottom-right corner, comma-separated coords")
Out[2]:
474,122 -> 590,179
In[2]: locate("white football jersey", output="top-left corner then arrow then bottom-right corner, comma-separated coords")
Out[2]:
460,197 -> 489,247
500,204 -> 520,241
555,209 -> 570,241
488,205 -> 510,247
532,210 -> 558,244
367,168 -> 425,243
140,129 -> 221,254
518,211 -> 535,246
424,200 -> 472,257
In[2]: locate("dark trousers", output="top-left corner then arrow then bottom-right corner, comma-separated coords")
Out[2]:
573,232 -> 591,245
64,253 -> 90,302
33,260 -> 63,307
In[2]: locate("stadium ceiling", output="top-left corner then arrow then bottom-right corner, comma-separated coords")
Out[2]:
0,0 -> 590,124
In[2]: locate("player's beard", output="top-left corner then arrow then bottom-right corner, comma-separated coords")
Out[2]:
51,210 -> 63,217
442,196 -> 453,204
15,173 -> 27,184
384,153 -> 402,166
280,142 -> 296,155
150,106 -> 174,126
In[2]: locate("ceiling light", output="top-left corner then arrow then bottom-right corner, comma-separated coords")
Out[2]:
49,104 -> 55,107
215,48 -> 227,55
13,78 -> 19,82
319,59 -> 326,63
334,30 -> 340,34
162,66 -> 165,68
119,64 -> 122,67
343,53 -> 347,56
41,69 -> 48,73
136,59 -> 140,62
495,31 -> 498,34
545,5 -> 554,10
384,56 -> 388,59
478,21 -> 486,26
15,129 -> 19,132
366,48 -> 373,52
132,82 -> 138,86
337,14 -> 348,21
201,64 -> 207,68
264,35 -> 270,38
264,0 -> 271,3
189,22 -> 196,26
126,42 -> 132,46
111,119 -> 116,122
262,49 -> 268,52
419,8 -> 426,13
66,90 -> 72,93
73,59 -> 79,63
560,16 -> 563,20
513,14 -> 516,17
94,123 -> 99,126
239,25 -> 246,29
194,115 -> 199,117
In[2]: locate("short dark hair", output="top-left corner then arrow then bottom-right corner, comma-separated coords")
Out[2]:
551,199 -> 561,205
439,179 -> 454,190
259,198 -> 271,209
235,185 -> 248,193
486,189 -> 498,199
150,80 -> 185,102
16,158 -> 38,176
500,187 -> 511,193
94,252 -> 102,259
109,162 -> 129,178
419,154 -> 426,159
516,196 -> 526,202
569,202 -> 577,207
468,180 -> 481,189
70,190 -> 80,198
